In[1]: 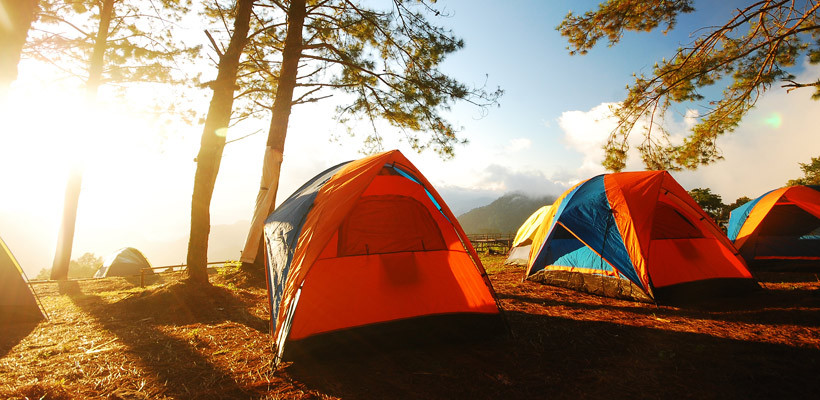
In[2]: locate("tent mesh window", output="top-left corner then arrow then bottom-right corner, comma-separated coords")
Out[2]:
650,202 -> 705,239
754,203 -> 820,259
338,195 -> 446,257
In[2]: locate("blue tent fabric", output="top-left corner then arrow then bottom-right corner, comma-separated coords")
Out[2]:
548,237 -> 613,272
530,182 -> 583,269
263,161 -> 349,332
389,164 -> 448,220
727,190 -> 772,240
532,175 -> 643,290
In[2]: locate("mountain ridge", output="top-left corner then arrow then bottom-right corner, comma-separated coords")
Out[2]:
457,192 -> 556,235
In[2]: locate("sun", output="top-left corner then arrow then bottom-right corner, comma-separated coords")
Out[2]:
0,73 -> 199,236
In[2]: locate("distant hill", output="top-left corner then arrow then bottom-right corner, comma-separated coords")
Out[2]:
457,192 -> 556,235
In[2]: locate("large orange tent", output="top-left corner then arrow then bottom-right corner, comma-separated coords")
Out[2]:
262,150 -> 504,363
727,185 -> 820,267
525,171 -> 757,303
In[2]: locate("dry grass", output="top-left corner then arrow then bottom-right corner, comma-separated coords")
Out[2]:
1,257 -> 819,399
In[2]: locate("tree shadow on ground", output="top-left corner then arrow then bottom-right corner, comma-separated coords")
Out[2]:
754,270 -> 820,283
0,321 -> 39,358
113,281 -> 268,331
497,284 -> 820,328
57,280 -> 262,399
286,311 -> 820,400
122,273 -> 163,287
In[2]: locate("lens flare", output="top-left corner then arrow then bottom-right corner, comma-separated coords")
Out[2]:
764,112 -> 782,128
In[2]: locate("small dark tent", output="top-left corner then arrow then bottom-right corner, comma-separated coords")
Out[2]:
0,236 -> 43,323
263,150 -> 504,363
727,185 -> 820,268
525,171 -> 757,303
94,247 -> 152,278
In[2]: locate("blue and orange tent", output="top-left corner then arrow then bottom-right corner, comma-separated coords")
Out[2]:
262,150 -> 504,363
524,171 -> 756,303
727,185 -> 820,267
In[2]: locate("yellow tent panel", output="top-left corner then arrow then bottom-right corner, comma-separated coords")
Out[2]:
505,205 -> 553,266
511,205 -> 552,247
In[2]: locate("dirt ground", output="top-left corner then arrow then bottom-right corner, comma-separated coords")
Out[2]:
2,256 -> 819,399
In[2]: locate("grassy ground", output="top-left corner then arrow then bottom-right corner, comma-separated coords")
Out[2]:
2,256 -> 819,399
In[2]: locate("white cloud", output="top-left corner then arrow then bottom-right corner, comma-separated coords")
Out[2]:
479,164 -> 567,196
504,137 -> 532,153
683,109 -> 699,129
555,61 -> 820,201
673,64 -> 820,200
435,164 -> 569,215
556,102 -> 645,177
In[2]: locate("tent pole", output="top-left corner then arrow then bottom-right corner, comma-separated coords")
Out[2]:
21,270 -> 50,322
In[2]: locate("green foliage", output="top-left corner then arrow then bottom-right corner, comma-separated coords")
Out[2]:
688,188 -> 752,228
458,193 -> 556,234
30,0 -> 198,86
726,196 -> 753,210
226,0 -> 502,158
688,187 -> 724,221
25,0 -> 201,124
560,1 -> 820,171
720,195 -> 753,227
787,155 -> 820,186
559,0 -> 695,56
34,252 -> 103,280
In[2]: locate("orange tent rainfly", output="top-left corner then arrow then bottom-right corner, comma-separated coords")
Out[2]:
524,171 -> 757,303
727,185 -> 820,268
1,235 -> 44,324
263,150 -> 504,363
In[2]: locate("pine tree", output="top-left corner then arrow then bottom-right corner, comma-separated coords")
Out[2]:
22,0 -> 198,279
186,0 -> 255,284
184,0 -> 503,278
559,0 -> 820,171
0,0 -> 39,96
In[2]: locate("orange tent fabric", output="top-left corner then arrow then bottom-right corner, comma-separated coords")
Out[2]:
728,185 -> 820,264
264,150 -> 502,362
526,171 -> 755,303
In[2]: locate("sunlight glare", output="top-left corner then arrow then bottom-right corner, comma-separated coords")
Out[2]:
0,3 -> 11,31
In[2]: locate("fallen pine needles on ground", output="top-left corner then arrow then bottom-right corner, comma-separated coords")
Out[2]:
1,257 -> 819,399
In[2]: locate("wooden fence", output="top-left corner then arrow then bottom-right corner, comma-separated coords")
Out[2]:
466,233 -> 514,254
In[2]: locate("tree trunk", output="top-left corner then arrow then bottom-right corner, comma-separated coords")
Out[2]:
240,0 -> 306,271
50,0 -> 114,280
0,0 -> 39,97
85,0 -> 114,101
186,0 -> 254,284
50,168 -> 82,280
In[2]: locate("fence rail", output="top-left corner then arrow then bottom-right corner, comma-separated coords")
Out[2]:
28,260 -> 241,285
466,233 -> 514,254
138,261 -> 241,287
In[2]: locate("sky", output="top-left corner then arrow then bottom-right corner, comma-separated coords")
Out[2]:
2,0 -> 819,277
